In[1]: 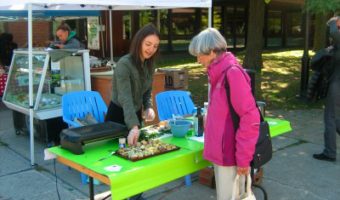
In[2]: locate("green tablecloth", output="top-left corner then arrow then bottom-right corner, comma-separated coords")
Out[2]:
265,117 -> 292,137
49,137 -> 210,200
49,117 -> 291,199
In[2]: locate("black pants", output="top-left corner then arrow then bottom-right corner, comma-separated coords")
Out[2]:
105,102 -> 142,128
105,102 -> 145,200
323,76 -> 340,158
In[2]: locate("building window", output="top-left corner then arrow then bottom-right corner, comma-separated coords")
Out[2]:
286,12 -> 303,46
223,5 -> 246,49
200,9 -> 209,30
267,10 -> 282,47
234,6 -> 246,48
123,12 -> 132,40
159,10 -> 169,35
213,6 -> 223,33
139,10 -> 155,27
171,8 -> 196,37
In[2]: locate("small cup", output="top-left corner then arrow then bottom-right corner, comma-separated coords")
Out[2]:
119,138 -> 126,148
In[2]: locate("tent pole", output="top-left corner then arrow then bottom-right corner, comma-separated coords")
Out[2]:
109,9 -> 114,64
28,3 -> 35,166
99,16 -> 105,58
208,5 -> 212,101
208,6 -> 212,28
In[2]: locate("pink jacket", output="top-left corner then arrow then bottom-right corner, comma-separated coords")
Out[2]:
203,52 -> 260,167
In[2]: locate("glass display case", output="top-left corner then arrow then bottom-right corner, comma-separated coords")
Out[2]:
2,49 -> 91,120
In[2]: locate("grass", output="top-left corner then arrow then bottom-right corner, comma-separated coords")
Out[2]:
157,49 -> 324,110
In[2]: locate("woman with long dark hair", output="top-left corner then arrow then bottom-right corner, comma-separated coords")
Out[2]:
105,23 -> 160,146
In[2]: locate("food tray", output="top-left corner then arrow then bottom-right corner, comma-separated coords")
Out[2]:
115,141 -> 180,162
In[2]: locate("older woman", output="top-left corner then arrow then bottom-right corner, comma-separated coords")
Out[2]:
189,28 -> 260,200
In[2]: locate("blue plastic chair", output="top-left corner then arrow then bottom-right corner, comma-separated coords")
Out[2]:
155,90 -> 195,121
62,91 -> 107,185
62,91 -> 107,128
155,90 -> 195,186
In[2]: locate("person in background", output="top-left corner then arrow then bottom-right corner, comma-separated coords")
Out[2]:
105,23 -> 160,200
188,28 -> 260,200
0,32 -> 18,67
52,23 -> 84,49
313,16 -> 340,162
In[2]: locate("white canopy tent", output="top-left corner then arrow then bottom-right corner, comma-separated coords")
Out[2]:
0,0 -> 212,166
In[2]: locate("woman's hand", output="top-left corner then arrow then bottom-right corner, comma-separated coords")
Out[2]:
143,108 -> 155,122
127,126 -> 140,145
237,166 -> 250,176
54,44 -> 64,49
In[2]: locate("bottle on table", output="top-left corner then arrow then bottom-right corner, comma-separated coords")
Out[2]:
194,106 -> 204,137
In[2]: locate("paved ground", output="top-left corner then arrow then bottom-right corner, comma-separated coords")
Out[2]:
0,100 -> 339,200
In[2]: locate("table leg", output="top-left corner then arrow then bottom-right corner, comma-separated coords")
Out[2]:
89,177 -> 94,200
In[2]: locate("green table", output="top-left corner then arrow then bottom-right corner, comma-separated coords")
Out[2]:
49,136 -> 210,200
266,117 -> 292,137
49,117 -> 291,200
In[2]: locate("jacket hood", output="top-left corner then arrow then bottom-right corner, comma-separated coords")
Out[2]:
208,52 -> 239,85
67,31 -> 76,41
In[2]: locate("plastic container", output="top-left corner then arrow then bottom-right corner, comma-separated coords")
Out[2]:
119,138 -> 126,148
169,120 -> 192,138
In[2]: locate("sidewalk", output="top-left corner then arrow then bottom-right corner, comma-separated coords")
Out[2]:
0,101 -> 339,200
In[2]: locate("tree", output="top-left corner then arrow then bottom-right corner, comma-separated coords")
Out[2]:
243,0 -> 265,71
313,13 -> 328,51
307,0 -> 339,50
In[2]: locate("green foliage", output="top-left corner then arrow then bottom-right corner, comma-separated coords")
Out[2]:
306,0 -> 340,14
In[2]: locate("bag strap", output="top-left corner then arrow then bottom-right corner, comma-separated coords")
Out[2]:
231,174 -> 254,200
224,67 -> 264,132
246,174 -> 253,197
231,174 -> 240,200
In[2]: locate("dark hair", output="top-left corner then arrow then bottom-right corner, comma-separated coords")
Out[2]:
129,23 -> 160,70
56,23 -> 71,33
0,33 -> 13,42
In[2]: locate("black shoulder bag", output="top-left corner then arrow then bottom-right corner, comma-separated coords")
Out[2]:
224,68 -> 272,169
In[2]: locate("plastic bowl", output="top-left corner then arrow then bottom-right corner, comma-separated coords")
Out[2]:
169,120 -> 192,138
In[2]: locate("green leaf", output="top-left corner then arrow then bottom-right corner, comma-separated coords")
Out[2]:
306,0 -> 340,14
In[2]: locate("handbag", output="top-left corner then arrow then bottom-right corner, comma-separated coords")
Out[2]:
231,174 -> 256,200
224,67 -> 272,170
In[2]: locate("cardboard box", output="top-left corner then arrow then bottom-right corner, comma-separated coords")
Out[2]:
198,167 -> 215,188
158,68 -> 188,89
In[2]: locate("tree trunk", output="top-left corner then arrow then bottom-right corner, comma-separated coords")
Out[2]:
313,13 -> 328,51
243,0 -> 265,71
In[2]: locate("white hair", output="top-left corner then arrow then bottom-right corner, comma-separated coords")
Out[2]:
188,28 -> 227,56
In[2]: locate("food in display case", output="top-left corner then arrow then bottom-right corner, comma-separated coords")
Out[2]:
3,52 -> 50,109
2,49 -> 91,120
